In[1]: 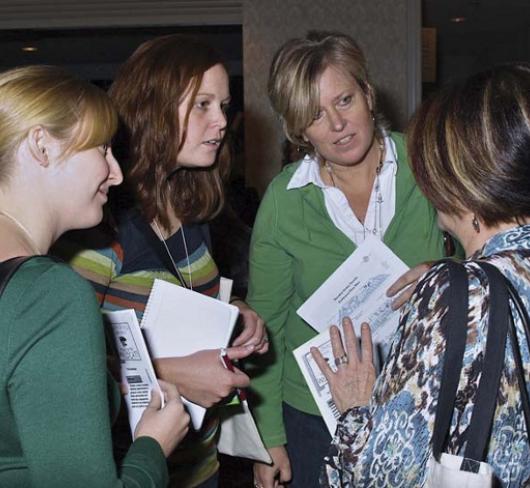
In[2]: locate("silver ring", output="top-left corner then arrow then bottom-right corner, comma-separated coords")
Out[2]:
254,482 -> 263,488
334,354 -> 349,367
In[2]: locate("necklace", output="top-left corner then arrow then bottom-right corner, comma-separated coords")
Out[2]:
325,141 -> 385,240
153,220 -> 193,291
0,209 -> 42,255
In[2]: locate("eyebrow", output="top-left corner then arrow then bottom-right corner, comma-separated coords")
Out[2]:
195,92 -> 232,102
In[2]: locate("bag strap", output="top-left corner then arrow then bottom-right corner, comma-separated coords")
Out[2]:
463,262 -> 509,462
0,256 -> 35,296
431,259 -> 469,460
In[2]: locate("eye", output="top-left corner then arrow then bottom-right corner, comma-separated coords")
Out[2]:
337,95 -> 353,107
221,102 -> 231,114
195,100 -> 210,110
101,144 -> 110,156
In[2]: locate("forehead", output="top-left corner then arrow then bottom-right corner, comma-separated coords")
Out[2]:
316,65 -> 361,99
196,63 -> 229,95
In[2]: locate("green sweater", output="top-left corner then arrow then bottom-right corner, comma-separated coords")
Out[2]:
247,133 -> 447,448
0,257 -> 168,487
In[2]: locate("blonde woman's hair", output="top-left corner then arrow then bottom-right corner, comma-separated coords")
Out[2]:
0,65 -> 117,183
268,30 -> 379,151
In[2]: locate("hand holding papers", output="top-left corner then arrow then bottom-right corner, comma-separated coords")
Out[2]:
294,238 -> 409,434
141,279 -> 239,430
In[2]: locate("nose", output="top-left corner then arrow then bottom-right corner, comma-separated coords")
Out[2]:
106,148 -> 123,186
328,108 -> 346,132
212,105 -> 228,132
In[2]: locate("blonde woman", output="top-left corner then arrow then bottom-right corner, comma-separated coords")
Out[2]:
0,65 -> 189,487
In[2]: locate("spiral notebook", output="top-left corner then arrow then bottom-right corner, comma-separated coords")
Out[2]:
141,278 -> 239,429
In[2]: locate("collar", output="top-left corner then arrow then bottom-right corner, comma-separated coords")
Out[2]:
286,134 -> 398,191
475,224 -> 530,258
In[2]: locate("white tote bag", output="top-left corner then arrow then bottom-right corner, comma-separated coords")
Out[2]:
426,453 -> 494,488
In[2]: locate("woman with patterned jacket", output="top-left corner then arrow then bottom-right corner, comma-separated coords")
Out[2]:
315,63 -> 530,487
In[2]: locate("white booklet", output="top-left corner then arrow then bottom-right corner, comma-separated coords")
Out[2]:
297,236 -> 408,344
103,309 -> 164,436
140,278 -> 239,430
294,238 -> 409,435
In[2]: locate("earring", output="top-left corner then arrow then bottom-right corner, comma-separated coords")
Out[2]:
472,215 -> 481,233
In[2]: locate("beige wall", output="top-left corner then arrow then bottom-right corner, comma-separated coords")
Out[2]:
243,0 -> 420,195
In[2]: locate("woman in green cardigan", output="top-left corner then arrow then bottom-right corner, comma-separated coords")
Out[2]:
247,31 -> 450,488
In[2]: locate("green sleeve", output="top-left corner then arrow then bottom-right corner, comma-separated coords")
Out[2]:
247,183 -> 293,448
6,261 -> 167,487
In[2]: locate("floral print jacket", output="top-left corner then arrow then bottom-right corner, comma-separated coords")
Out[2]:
321,225 -> 530,487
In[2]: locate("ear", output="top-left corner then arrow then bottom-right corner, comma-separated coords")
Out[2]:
27,126 -> 50,167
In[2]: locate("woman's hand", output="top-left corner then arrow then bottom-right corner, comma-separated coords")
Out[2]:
253,446 -> 292,488
386,261 -> 433,310
134,380 -> 190,457
153,345 -> 253,408
311,318 -> 376,414
231,299 -> 269,354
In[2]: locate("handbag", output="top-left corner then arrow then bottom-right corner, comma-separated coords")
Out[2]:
426,260 -> 530,487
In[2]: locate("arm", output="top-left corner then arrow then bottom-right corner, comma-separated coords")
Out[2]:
246,184 -> 295,484
7,263 -> 170,487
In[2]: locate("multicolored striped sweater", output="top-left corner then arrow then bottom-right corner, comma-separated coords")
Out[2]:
54,210 -> 221,488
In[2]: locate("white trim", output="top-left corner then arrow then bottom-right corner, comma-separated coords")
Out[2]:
0,1 -> 242,29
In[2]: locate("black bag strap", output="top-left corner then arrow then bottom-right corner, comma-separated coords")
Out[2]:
463,262 -> 509,462
432,258 -> 530,470
431,259 -> 470,460
0,256 -> 34,296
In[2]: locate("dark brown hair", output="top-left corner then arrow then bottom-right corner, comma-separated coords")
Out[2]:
408,62 -> 530,227
109,34 -> 229,228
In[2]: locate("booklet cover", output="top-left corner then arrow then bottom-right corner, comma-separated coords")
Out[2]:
141,278 -> 239,429
103,309 -> 164,436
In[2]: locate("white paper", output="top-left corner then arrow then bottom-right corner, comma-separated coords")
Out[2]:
219,277 -> 234,304
293,330 -> 341,435
297,237 -> 409,344
141,279 -> 239,430
103,309 -> 163,436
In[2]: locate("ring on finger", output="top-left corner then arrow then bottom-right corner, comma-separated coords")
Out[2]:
334,354 -> 349,367
254,481 -> 263,488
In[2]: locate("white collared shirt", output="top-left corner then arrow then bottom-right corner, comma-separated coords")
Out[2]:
286,135 -> 398,246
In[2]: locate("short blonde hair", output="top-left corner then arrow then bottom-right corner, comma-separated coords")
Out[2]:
268,31 -> 377,150
0,65 -> 117,183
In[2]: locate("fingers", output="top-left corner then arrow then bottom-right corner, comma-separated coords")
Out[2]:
147,387 -> 162,410
329,325 -> 346,362
310,346 -> 333,380
157,379 -> 181,403
231,322 -> 255,346
390,286 -> 414,311
225,344 -> 255,360
341,317 -> 359,362
360,323 -> 373,364
387,262 -> 431,297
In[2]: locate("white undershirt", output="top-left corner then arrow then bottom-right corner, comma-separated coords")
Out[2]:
286,135 -> 398,246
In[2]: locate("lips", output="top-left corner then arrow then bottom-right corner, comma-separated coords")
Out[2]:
334,134 -> 355,145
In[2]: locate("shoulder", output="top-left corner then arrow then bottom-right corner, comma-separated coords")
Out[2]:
9,256 -> 91,293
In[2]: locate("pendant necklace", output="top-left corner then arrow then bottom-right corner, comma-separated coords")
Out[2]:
153,220 -> 193,290
325,141 -> 385,240
0,209 -> 42,255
